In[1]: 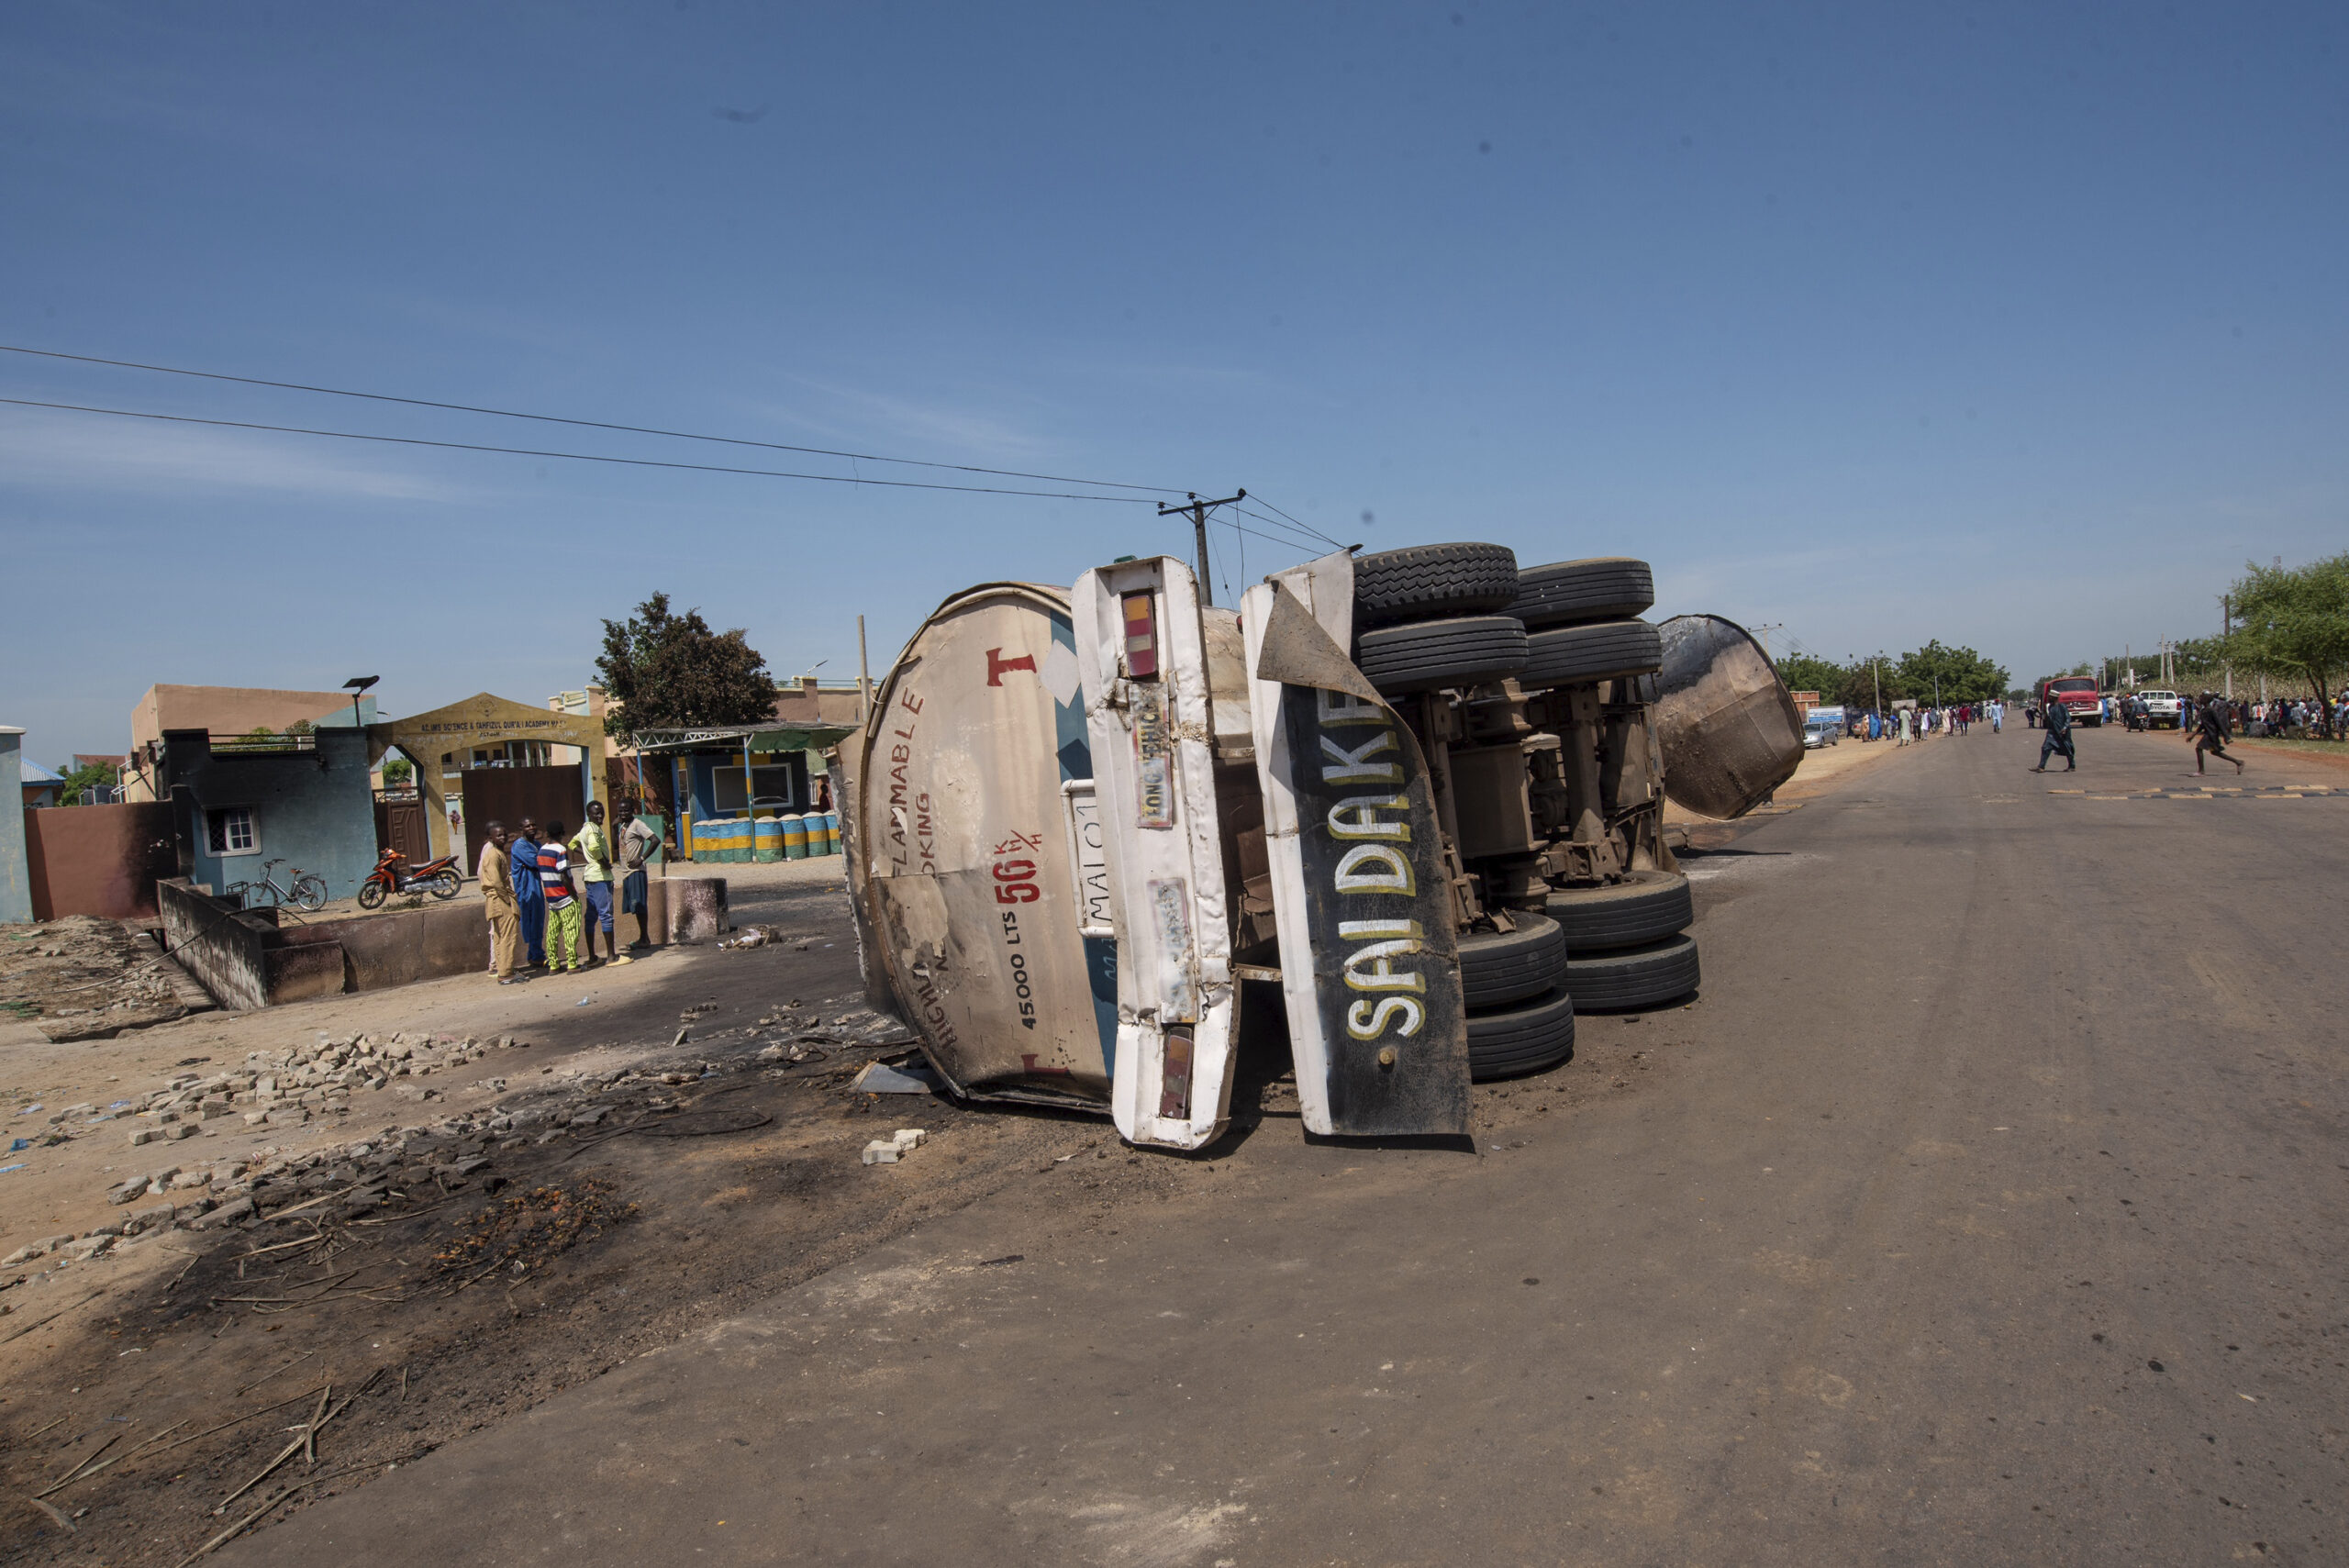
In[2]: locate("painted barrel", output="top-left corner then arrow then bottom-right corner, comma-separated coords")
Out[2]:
686,817 -> 710,861
725,817 -> 751,862
753,817 -> 783,862
818,810 -> 841,855
780,814 -> 808,859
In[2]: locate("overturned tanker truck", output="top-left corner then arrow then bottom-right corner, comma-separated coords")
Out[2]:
834,543 -> 1801,1151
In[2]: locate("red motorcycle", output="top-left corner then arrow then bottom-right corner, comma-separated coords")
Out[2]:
357,846 -> 464,908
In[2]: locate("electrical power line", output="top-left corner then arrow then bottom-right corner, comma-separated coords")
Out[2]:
1244,492 -> 1342,548
0,395 -> 1162,504
0,342 -> 1188,495
1233,505 -> 1336,553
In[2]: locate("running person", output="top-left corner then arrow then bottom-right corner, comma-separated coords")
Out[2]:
2192,692 -> 2243,776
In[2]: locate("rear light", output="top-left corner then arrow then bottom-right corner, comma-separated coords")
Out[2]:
1122,591 -> 1159,680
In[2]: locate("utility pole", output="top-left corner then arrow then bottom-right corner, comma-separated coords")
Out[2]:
857,615 -> 872,725
1156,490 -> 1247,606
2221,594 -> 2233,700
1751,623 -> 1784,664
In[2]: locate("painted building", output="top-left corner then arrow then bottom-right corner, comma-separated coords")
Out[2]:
18,757 -> 64,809
0,728 -> 30,923
153,727 -> 380,904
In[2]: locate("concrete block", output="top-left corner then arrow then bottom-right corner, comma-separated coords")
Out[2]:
861,1140 -> 902,1165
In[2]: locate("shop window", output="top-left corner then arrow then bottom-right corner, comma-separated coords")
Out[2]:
713,764 -> 795,813
206,805 -> 259,857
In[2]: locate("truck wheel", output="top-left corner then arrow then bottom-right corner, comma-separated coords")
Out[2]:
1355,616 -> 1528,695
1467,987 -> 1576,1081
1520,618 -> 1663,687
1543,872 -> 1692,952
1562,933 -> 1699,1012
1459,912 -> 1566,1009
1353,543 -> 1520,629
1511,558 -> 1655,628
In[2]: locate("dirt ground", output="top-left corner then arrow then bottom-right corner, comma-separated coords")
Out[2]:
0,858 -> 1677,1565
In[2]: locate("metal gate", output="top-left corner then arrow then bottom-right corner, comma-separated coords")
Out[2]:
373,791 -> 432,865
459,765 -> 587,875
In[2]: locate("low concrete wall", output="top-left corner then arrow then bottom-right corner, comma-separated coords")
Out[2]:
159,879 -> 279,1011
664,876 -> 730,943
306,902 -> 484,992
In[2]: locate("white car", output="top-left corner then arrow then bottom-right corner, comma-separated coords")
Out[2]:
2137,690 -> 2183,728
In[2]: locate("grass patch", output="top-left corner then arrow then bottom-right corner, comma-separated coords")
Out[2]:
2234,736 -> 2348,758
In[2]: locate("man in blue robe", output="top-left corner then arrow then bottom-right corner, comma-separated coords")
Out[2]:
509,817 -> 546,969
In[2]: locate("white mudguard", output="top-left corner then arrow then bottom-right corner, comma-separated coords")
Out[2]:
1071,558 -> 1238,1150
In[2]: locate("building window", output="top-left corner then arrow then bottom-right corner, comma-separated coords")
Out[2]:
206,805 -> 259,857
714,763 -> 796,813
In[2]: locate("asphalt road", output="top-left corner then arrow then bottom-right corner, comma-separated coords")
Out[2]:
225,726 -> 2348,1567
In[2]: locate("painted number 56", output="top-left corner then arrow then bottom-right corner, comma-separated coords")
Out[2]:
993,859 -> 1040,904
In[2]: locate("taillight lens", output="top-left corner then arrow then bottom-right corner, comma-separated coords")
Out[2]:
1122,591 -> 1159,680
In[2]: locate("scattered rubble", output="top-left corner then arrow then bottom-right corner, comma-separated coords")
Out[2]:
1,917 -> 210,1040
862,1128 -> 928,1165
0,996 -> 924,1285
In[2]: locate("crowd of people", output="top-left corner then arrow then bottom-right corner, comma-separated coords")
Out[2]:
473,800 -> 663,984
1839,700 -> 2005,746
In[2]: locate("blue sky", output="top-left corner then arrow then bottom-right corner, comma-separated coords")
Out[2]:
3,2 -> 2343,761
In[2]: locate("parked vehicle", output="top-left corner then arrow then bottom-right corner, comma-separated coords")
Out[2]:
2042,676 -> 2104,727
838,544 -> 1800,1151
226,857 -> 328,913
1803,718 -> 1841,749
355,846 -> 463,909
2136,689 -> 2183,728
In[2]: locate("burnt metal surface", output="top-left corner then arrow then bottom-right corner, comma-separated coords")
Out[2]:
1652,614 -> 1805,820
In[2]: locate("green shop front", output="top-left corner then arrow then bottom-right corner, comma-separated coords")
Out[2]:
631,724 -> 854,862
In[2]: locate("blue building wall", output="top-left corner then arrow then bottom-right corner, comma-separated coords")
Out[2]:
0,728 -> 29,923
681,751 -> 808,823
161,728 -> 380,903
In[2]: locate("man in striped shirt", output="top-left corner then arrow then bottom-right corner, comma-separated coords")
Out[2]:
538,820 -> 584,973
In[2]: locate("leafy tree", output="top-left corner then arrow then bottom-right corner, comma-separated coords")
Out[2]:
1772,654 -> 1844,701
1895,641 -> 2009,706
2216,553 -> 2349,736
53,760 -> 119,806
595,593 -> 780,743
381,756 -> 415,785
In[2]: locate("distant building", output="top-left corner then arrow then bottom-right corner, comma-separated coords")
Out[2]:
152,728 -> 379,904
18,757 -> 64,809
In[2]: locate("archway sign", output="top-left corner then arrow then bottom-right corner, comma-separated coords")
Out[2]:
368,693 -> 609,863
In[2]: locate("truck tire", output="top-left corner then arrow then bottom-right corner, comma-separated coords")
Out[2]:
1520,618 -> 1663,687
1459,912 -> 1567,1009
1353,543 -> 1520,629
1467,987 -> 1576,1081
1355,616 -> 1527,695
1511,558 -> 1655,628
1543,872 -> 1692,952
1562,933 -> 1699,1012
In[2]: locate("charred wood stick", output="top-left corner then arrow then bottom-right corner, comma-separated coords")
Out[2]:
216,1387 -> 330,1514
150,1387 -> 329,1457
35,1420 -> 187,1496
41,1430 -> 122,1489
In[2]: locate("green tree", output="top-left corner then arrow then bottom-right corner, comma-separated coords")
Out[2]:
1772,654 -> 1844,701
381,756 -> 415,785
52,760 -> 119,806
2217,553 -> 2349,735
595,592 -> 780,743
1896,641 -> 2009,706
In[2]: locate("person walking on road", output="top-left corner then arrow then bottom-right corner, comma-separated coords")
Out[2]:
2192,691 -> 2244,776
508,817 -> 545,972
2032,693 -> 2077,773
538,819 -> 584,973
480,820 -> 522,984
571,801 -> 619,967
618,803 -> 659,951
1991,700 -> 2004,734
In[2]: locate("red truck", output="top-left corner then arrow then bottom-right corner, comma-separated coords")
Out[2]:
2042,676 -> 2104,727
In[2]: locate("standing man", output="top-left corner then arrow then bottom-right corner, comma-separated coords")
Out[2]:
480,820 -> 522,984
2193,691 -> 2245,776
2032,690 -> 2077,773
1991,699 -> 2003,734
617,802 -> 660,953
509,817 -> 545,973
538,820 -> 584,973
571,801 -> 618,967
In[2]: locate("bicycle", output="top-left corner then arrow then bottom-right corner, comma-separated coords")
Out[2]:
226,858 -> 328,913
